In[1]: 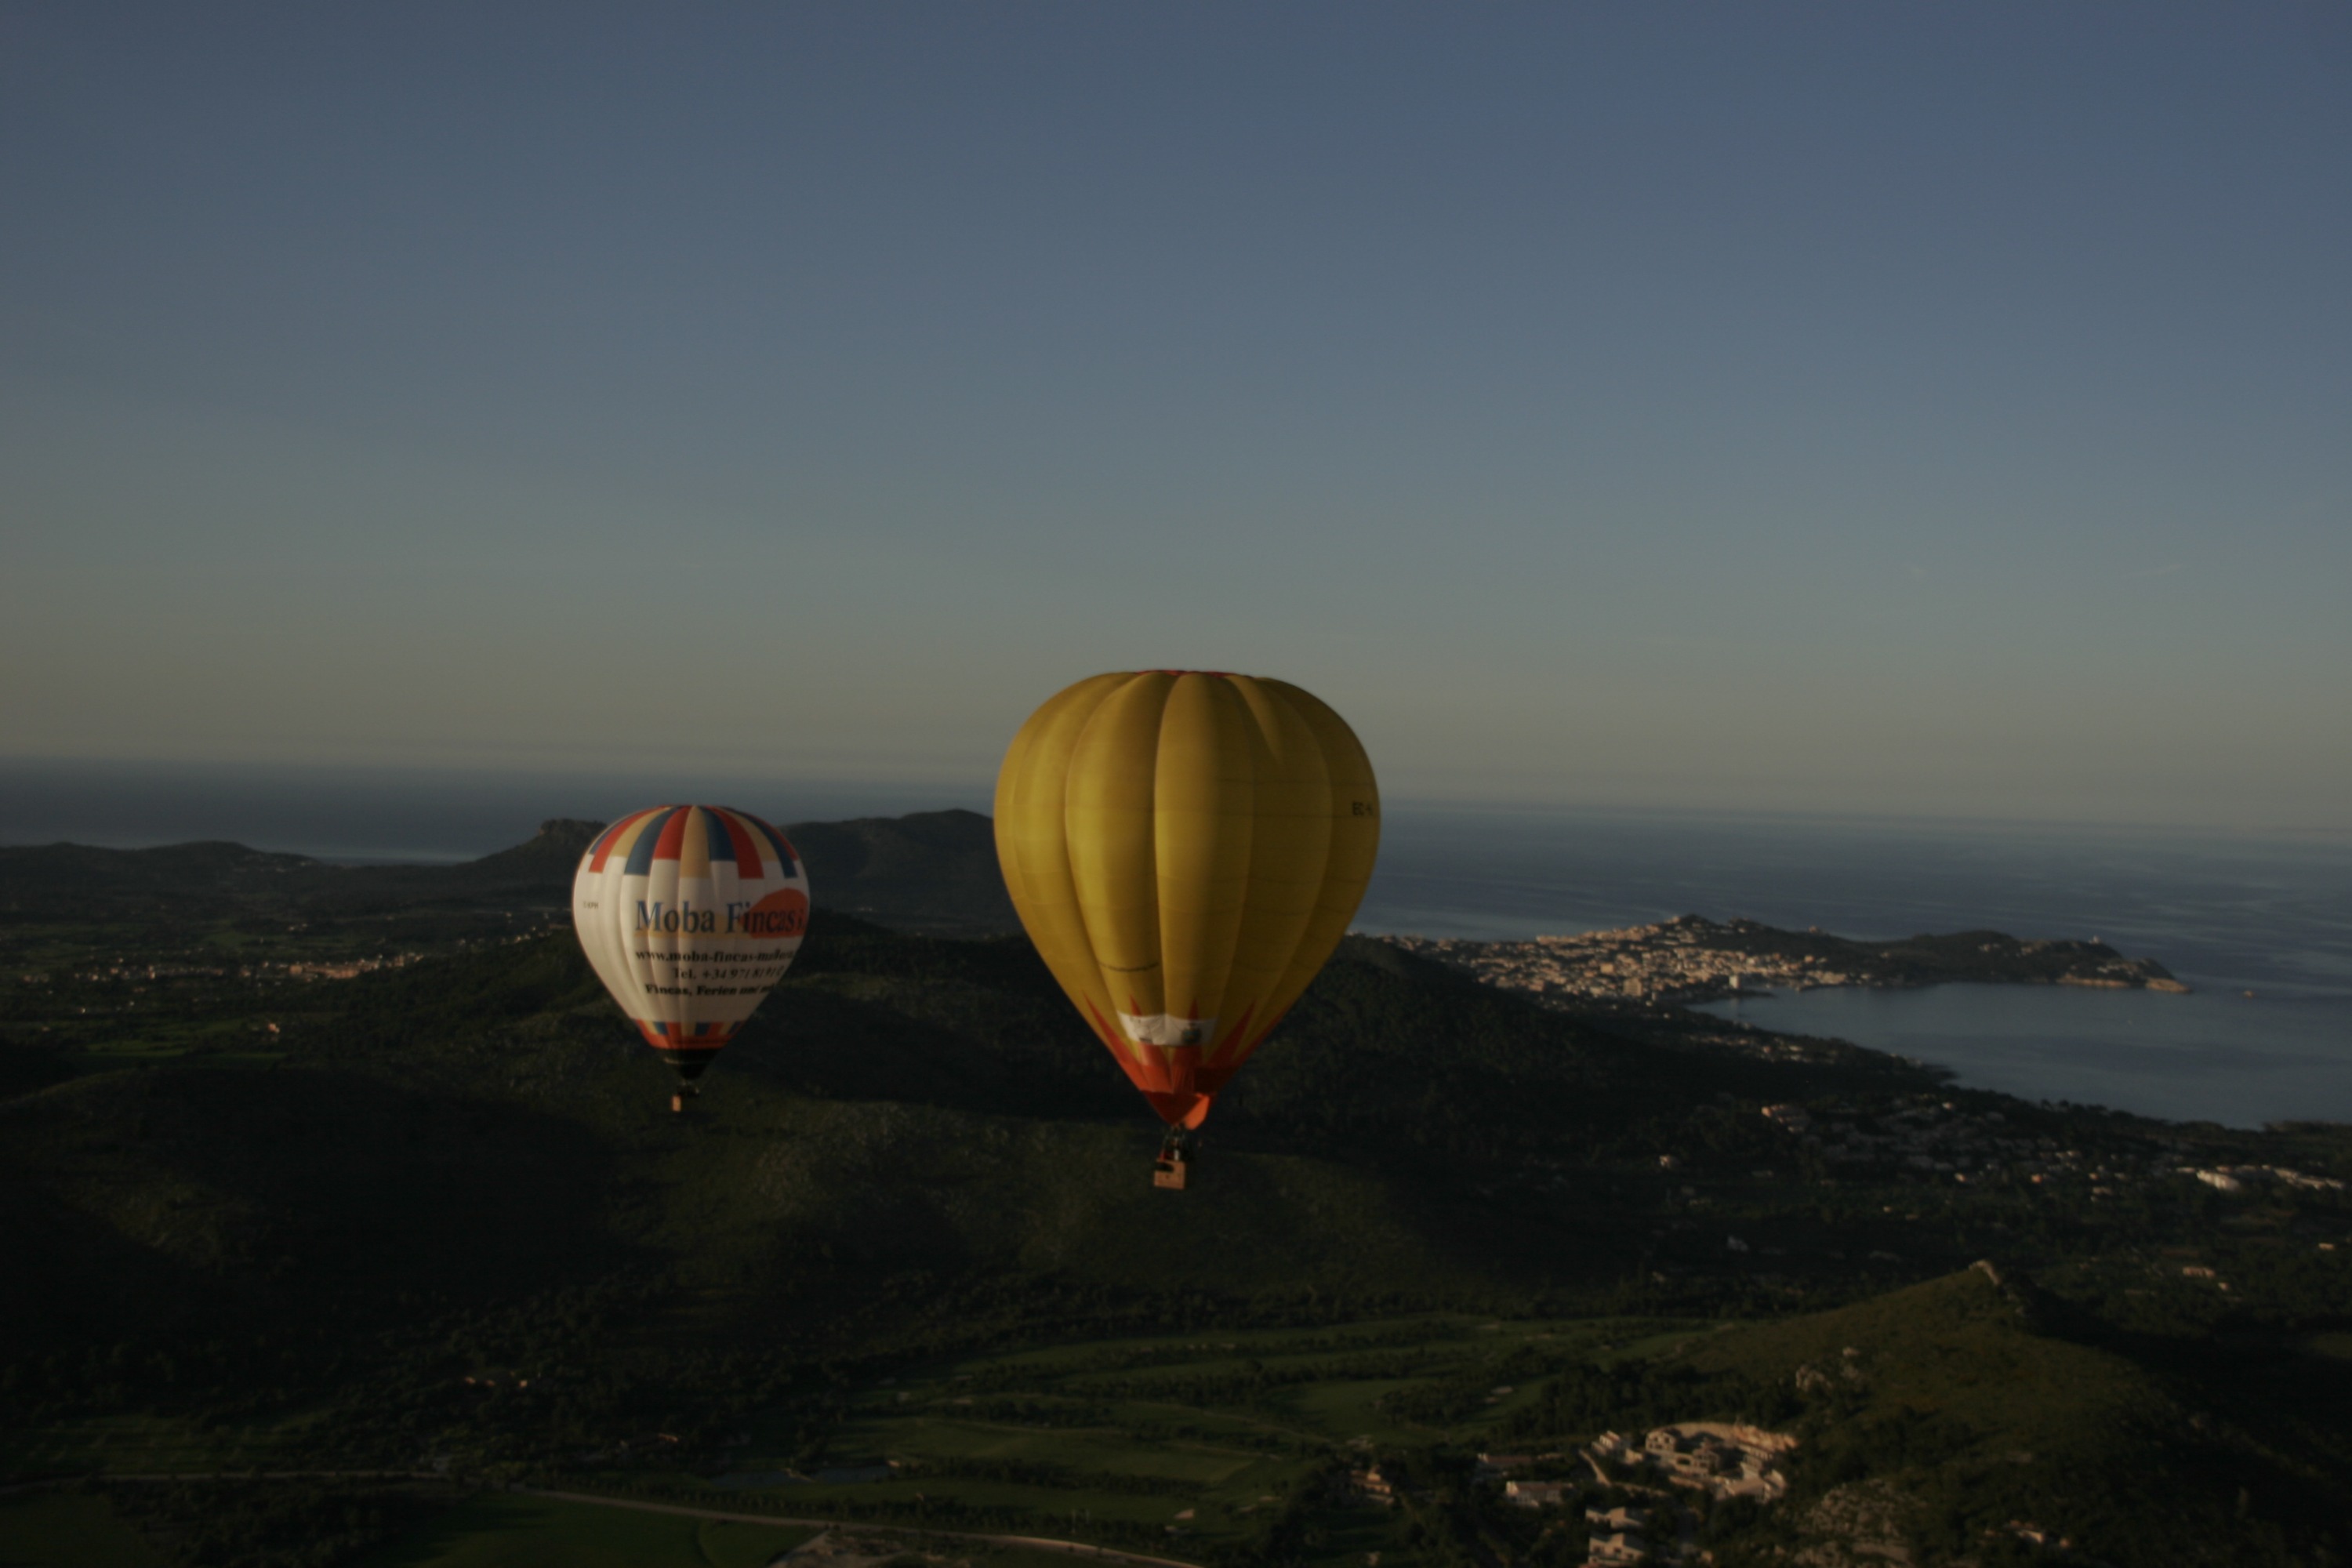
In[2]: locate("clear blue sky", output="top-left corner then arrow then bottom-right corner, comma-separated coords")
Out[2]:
5,2 -> 2347,829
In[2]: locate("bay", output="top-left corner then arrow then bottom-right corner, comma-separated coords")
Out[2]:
1360,805 -> 2352,1128
1692,984 -> 2350,1128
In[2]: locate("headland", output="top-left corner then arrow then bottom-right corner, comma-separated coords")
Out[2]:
1387,913 -> 2190,1010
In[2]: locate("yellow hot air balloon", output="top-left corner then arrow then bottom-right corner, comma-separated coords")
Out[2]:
994,671 -> 1379,1187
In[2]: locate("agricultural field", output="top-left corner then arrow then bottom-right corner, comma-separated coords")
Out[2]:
0,1412 -> 321,1479
0,1313 -> 1704,1568
537,1312 -> 1712,1567
0,1490 -> 167,1568
359,1494 -> 813,1568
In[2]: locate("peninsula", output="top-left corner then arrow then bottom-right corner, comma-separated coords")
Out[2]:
1386,913 -> 2190,1008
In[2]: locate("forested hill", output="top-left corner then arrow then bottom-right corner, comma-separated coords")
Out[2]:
0,807 -> 1013,932
0,915 -> 1944,1362
779,809 -> 1016,931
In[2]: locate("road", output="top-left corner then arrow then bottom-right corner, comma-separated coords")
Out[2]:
0,1470 -> 445,1495
0,1470 -> 1206,1568
514,1487 -> 1206,1568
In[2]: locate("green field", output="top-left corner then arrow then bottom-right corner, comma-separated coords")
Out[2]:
0,1490 -> 165,1568
0,1411 -> 321,1479
549,1312 -> 1708,1566
9,1280 -> 2350,1568
358,1495 -> 812,1568
2,1316 -> 1678,1568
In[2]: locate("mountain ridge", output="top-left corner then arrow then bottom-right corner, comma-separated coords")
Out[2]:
0,808 -> 1013,933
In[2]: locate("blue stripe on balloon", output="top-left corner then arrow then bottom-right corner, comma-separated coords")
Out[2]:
703,808 -> 736,862
623,807 -> 682,877
749,816 -> 799,880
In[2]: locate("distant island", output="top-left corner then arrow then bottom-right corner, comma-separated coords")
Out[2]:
1388,913 -> 2190,1008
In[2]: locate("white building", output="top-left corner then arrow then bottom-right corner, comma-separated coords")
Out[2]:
1585,1533 -> 1646,1566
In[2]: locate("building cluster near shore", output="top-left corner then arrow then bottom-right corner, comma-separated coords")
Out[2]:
1764,1098 -> 2109,1186
31,953 -> 430,985
1389,917 -> 1843,1006
25,932 -> 560,997
1759,1097 -> 2281,1199
1385,913 -> 2185,1012
2181,1163 -> 2346,1194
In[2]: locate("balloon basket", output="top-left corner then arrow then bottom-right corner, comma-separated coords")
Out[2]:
1152,1134 -> 1192,1191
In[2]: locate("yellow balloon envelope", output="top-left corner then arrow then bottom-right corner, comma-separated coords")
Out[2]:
994,671 -> 1379,1131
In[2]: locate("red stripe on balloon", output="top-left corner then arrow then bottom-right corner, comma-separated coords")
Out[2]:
588,807 -> 661,873
717,809 -> 764,879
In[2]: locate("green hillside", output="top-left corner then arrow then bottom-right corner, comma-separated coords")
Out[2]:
779,809 -> 1017,932
0,924 -> 1666,1366
0,808 -> 1009,938
1652,1265 -> 2350,1563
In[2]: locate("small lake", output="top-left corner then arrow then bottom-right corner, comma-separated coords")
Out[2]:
1693,983 -> 2352,1128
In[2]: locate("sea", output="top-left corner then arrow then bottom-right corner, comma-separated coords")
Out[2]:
5,760 -> 2348,1130
1361,807 -> 2352,1130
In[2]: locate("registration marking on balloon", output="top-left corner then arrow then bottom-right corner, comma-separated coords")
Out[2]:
1117,1011 -> 1219,1047
572,804 -> 811,1087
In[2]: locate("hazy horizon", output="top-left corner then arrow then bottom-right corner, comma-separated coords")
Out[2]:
6,754 -> 2349,866
7,4 -> 2348,833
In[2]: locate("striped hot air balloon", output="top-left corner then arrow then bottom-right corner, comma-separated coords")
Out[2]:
572,804 -> 811,1110
994,671 -> 1380,1186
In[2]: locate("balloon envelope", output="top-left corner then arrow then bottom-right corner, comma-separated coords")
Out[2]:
994,671 -> 1379,1129
572,804 -> 811,1081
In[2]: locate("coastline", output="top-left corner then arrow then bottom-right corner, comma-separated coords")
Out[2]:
1372,915 -> 2352,1125
1385,913 -> 2191,1011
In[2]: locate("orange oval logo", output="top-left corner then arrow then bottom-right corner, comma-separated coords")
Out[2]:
736,887 -> 808,939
